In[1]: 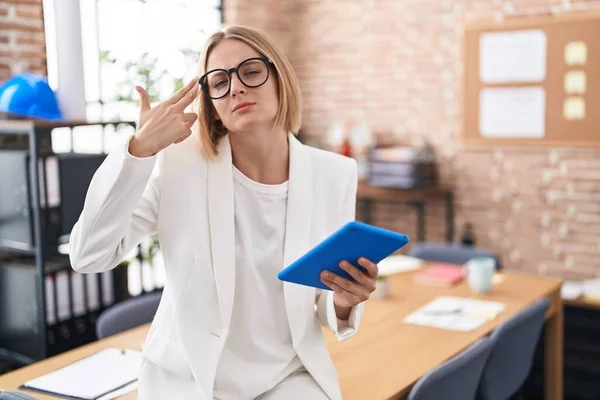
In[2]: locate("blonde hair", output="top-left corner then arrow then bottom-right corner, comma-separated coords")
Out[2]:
194,25 -> 302,158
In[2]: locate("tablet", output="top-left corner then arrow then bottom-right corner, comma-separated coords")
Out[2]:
277,221 -> 410,290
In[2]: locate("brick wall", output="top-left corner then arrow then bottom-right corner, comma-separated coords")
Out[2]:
0,0 -> 46,84
226,0 -> 600,279
223,0 -> 298,55
1,0 -> 598,278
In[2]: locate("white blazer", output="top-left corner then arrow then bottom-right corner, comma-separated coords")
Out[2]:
69,132 -> 362,400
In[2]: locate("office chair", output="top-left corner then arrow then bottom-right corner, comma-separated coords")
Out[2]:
408,242 -> 502,270
0,348 -> 36,370
408,337 -> 493,400
96,290 -> 162,339
477,297 -> 551,400
0,391 -> 38,400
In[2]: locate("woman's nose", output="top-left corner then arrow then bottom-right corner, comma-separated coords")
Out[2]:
230,73 -> 245,97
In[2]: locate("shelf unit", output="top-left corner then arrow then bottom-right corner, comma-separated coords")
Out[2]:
0,120 -> 136,367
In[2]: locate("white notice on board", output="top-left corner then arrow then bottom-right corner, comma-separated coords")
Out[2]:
479,87 -> 546,138
480,30 -> 547,83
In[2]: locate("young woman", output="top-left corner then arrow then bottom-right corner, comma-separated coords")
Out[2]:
69,25 -> 379,400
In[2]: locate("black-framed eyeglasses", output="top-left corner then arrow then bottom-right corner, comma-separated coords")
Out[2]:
199,56 -> 274,100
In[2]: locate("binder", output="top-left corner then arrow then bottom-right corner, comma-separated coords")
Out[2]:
85,273 -> 100,312
45,274 -> 57,325
41,266 -> 127,355
70,271 -> 86,317
55,270 -> 71,322
101,271 -> 114,307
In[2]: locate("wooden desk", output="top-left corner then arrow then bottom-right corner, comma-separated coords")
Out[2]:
0,325 -> 145,400
357,182 -> 454,243
0,271 -> 562,400
325,270 -> 563,400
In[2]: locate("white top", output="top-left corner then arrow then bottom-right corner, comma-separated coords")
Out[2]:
213,166 -> 303,400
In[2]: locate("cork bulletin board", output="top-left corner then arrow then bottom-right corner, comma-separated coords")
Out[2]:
463,10 -> 600,147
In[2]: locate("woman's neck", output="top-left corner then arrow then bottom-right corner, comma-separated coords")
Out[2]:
229,129 -> 289,185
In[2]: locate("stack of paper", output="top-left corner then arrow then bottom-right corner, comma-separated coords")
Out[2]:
560,279 -> 600,302
21,348 -> 143,400
404,296 -> 506,332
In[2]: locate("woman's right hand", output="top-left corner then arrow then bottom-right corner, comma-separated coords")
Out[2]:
128,77 -> 199,158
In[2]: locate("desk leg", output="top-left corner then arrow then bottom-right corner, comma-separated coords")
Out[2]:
445,192 -> 454,242
359,199 -> 373,224
413,201 -> 425,242
544,289 -> 563,400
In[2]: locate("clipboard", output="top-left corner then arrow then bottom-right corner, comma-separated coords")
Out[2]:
19,348 -> 142,400
278,221 -> 409,290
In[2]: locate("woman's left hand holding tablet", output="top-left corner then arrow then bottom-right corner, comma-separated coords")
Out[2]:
320,257 -> 379,319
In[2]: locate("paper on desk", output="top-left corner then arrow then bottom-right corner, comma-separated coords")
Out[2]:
377,255 -> 423,276
98,381 -> 138,400
22,348 -> 142,400
583,279 -> 600,300
561,280 -> 584,300
404,296 -> 506,332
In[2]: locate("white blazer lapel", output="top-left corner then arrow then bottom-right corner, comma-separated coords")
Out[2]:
207,135 -> 236,331
283,133 -> 314,344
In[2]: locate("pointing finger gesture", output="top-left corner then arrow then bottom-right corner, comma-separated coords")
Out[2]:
128,77 -> 200,158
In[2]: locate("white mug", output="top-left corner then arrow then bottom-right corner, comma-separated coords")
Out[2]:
465,257 -> 495,294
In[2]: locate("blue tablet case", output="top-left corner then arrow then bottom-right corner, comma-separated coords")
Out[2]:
277,221 -> 410,290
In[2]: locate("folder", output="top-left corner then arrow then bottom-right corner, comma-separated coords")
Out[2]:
413,263 -> 465,286
45,275 -> 56,325
70,271 -> 86,317
20,348 -> 142,400
85,273 -> 100,312
101,271 -> 114,307
55,270 -> 71,321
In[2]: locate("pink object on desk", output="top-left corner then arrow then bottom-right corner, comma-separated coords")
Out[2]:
414,263 -> 465,286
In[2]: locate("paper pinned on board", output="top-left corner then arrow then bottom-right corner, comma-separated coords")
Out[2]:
564,71 -> 586,95
563,97 -> 586,120
479,87 -> 546,138
479,29 -> 547,84
565,41 -> 587,66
